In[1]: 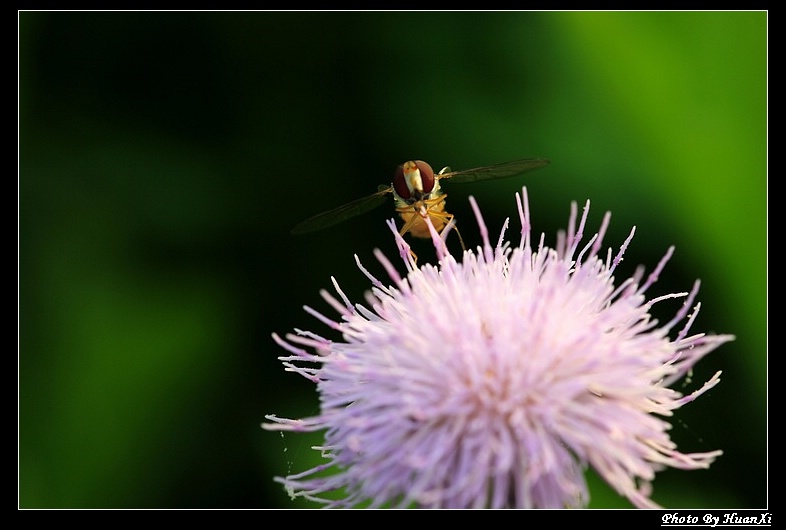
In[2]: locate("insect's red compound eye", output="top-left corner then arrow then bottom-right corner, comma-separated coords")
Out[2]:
392,163 -> 410,200
414,160 -> 435,193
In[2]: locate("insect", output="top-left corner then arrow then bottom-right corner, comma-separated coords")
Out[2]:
291,158 -> 550,243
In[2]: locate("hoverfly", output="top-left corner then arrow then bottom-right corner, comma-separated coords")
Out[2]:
291,158 -> 550,244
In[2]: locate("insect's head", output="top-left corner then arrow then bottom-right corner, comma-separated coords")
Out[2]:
393,160 -> 437,204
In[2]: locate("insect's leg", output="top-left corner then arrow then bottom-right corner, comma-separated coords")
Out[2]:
438,211 -> 466,251
452,222 -> 467,251
423,196 -> 466,251
393,207 -> 421,263
395,207 -> 420,238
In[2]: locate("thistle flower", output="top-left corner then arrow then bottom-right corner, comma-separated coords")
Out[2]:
264,187 -> 734,509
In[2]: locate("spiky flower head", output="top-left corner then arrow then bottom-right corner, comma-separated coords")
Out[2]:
264,187 -> 734,508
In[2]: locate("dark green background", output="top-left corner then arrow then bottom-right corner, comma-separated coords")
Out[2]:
19,11 -> 767,508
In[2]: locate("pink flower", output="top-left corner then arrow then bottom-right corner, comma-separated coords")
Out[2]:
264,187 -> 734,508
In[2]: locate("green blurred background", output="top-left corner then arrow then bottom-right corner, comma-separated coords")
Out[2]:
19,11 -> 766,508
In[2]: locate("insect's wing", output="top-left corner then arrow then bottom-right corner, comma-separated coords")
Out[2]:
291,187 -> 393,235
438,158 -> 550,184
